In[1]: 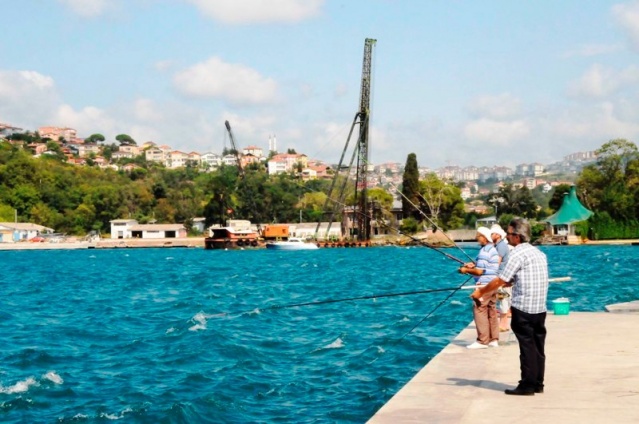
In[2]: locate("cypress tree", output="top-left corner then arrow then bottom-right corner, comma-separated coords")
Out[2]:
402,153 -> 420,220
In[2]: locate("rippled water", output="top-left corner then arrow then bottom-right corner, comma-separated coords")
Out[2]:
1,245 -> 637,423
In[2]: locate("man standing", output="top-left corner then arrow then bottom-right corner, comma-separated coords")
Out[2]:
471,218 -> 549,396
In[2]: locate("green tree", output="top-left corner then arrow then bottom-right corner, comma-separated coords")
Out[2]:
10,184 -> 41,216
0,203 -> 16,221
115,134 -> 136,146
401,153 -> 420,220
85,133 -> 106,144
30,202 -> 64,230
419,174 -> 465,230
297,191 -> 328,223
45,141 -> 66,161
492,184 -> 538,219
577,138 -> 639,221
548,184 -> 572,212
203,165 -> 241,227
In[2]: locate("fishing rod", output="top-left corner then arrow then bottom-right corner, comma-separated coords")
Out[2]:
388,182 -> 475,263
388,275 -> 475,348
375,275 -> 573,354
213,282 -> 477,318
360,275 -> 476,364
458,276 -> 572,289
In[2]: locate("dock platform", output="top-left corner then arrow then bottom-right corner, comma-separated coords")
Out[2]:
368,307 -> 639,423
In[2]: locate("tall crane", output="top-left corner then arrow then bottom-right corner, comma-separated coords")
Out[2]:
316,38 -> 377,242
355,38 -> 376,241
224,120 -> 244,176
223,120 -> 263,228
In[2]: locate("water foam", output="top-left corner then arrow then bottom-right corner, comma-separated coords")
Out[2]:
189,312 -> 209,331
323,337 -> 344,349
43,371 -> 64,385
0,377 -> 38,394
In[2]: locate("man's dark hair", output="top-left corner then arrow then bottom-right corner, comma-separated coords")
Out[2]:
509,218 -> 531,243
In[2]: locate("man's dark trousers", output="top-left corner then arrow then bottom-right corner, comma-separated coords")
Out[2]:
511,307 -> 547,391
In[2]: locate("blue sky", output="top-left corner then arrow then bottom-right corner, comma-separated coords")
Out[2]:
2,0 -> 639,168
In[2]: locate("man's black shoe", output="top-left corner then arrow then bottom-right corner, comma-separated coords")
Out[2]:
504,387 -> 535,396
535,386 -> 544,394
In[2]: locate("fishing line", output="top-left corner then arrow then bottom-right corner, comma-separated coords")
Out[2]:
320,192 -> 467,265
212,282 -> 476,318
388,182 -> 475,263
363,275 -> 475,364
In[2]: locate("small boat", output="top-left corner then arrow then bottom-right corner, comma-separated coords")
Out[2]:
266,237 -> 319,250
204,220 -> 261,250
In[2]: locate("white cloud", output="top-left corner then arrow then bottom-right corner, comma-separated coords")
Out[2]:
54,104 -> 116,136
568,64 -> 639,98
613,0 -> 639,49
333,83 -> 349,99
548,101 -> 639,140
185,0 -> 324,24
0,70 -> 54,98
154,60 -> 175,72
467,93 -> 521,119
134,99 -> 164,122
0,70 -> 59,128
57,0 -> 109,17
173,57 -> 278,106
561,43 -> 624,58
464,118 -> 530,147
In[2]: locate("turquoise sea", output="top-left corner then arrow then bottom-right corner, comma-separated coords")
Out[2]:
1,245 -> 637,423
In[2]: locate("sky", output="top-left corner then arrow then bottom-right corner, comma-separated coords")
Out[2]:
2,1 -> 639,169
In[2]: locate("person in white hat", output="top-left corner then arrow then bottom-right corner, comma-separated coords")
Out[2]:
459,226 -> 500,349
491,224 -> 512,332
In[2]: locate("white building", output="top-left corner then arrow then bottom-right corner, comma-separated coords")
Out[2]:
201,152 -> 222,170
129,224 -> 187,239
0,222 -> 54,242
109,219 -> 186,239
110,219 -> 138,239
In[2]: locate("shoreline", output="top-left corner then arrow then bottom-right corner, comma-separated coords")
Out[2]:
0,237 -> 205,250
1,236 -> 637,251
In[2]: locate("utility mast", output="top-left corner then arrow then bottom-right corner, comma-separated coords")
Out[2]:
316,38 -> 377,242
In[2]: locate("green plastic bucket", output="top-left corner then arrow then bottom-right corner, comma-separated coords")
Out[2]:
552,298 -> 570,315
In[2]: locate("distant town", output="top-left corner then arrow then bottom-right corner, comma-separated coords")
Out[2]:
0,121 -> 596,210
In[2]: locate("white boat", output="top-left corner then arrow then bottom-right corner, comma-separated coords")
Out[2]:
265,237 -> 319,250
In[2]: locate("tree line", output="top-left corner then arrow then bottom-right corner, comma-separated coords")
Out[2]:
401,138 -> 639,240
1,137 -> 637,239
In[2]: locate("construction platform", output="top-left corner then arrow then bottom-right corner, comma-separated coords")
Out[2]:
368,304 -> 639,423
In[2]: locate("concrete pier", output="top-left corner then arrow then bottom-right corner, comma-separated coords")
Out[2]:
368,307 -> 639,423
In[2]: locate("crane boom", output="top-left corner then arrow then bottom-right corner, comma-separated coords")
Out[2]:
224,120 -> 243,176
315,38 -> 376,242
356,38 -> 376,241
